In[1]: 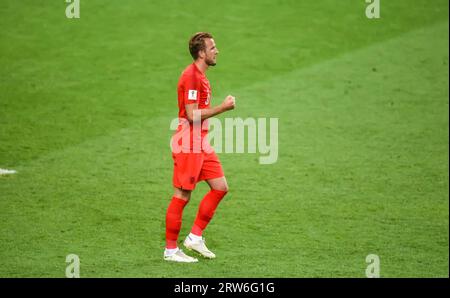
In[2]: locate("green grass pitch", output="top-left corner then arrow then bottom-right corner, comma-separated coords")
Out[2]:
0,0 -> 448,277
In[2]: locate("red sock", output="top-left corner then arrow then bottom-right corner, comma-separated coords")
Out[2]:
165,196 -> 189,249
191,189 -> 227,236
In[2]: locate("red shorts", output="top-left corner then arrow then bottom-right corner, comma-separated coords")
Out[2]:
172,151 -> 224,190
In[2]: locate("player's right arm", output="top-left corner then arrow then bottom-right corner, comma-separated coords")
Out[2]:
185,95 -> 235,122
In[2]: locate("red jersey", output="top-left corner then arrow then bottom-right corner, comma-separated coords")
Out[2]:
175,63 -> 212,151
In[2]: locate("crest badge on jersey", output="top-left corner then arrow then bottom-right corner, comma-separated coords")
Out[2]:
188,90 -> 198,100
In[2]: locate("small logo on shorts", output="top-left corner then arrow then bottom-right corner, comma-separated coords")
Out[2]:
190,177 -> 195,184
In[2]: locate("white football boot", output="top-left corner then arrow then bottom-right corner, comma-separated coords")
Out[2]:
163,248 -> 198,263
183,235 -> 216,259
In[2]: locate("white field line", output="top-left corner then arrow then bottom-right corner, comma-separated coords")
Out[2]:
0,168 -> 17,175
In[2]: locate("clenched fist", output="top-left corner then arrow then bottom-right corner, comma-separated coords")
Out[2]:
221,95 -> 236,111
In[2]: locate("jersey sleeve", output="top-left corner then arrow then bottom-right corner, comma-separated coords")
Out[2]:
182,72 -> 201,105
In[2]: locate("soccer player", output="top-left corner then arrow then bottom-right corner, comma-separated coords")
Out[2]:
164,32 -> 236,263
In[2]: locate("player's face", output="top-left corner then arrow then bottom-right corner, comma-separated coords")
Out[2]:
204,38 -> 219,66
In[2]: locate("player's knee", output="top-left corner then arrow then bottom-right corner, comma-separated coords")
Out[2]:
174,188 -> 192,201
213,184 -> 228,193
180,192 -> 192,201
179,195 -> 190,202
221,181 -> 229,193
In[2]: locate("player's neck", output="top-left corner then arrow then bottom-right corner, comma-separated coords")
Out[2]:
194,60 -> 208,74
